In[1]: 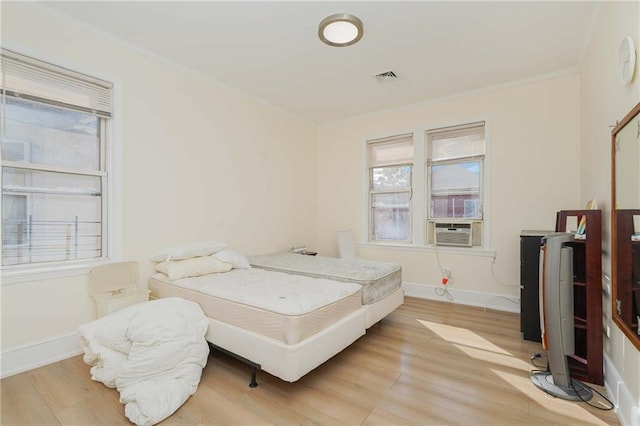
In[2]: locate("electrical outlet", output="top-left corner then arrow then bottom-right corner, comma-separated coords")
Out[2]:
443,268 -> 451,278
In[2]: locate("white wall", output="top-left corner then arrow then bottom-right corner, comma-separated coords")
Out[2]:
0,2 -> 317,369
317,75 -> 581,307
580,2 -> 640,425
2,5 -> 638,424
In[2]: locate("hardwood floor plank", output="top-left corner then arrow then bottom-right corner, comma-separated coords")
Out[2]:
0,373 -> 60,425
27,356 -> 112,414
360,407 -> 417,425
54,393 -> 132,426
0,296 -> 620,425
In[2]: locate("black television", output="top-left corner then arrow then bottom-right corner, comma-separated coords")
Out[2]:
530,233 -> 592,401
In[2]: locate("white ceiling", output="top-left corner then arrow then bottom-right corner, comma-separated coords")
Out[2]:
40,1 -> 599,124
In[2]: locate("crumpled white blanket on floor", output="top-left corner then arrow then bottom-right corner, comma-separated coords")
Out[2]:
78,297 -> 209,426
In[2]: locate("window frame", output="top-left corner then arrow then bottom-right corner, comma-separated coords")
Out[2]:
366,134 -> 414,244
1,48 -> 121,284
363,121 -> 492,254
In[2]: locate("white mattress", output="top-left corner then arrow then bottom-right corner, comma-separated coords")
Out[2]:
149,269 -> 362,345
248,252 -> 402,304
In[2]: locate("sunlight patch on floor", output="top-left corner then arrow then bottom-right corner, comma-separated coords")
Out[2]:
417,319 -> 512,356
490,369 -> 610,425
449,343 -> 531,370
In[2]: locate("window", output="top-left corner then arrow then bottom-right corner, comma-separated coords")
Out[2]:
366,134 -> 413,242
364,122 -> 488,250
1,49 -> 113,268
427,123 -> 485,220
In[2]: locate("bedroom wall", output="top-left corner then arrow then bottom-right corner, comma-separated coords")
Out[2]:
1,2 -> 317,371
579,1 -> 639,424
316,74 -> 581,309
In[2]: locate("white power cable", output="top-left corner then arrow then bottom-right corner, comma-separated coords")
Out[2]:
491,256 -> 520,287
433,244 -> 453,301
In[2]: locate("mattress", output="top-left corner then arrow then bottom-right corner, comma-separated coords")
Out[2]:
149,268 -> 362,345
248,252 -> 402,305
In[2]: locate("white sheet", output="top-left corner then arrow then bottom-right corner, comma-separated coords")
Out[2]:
78,297 -> 209,426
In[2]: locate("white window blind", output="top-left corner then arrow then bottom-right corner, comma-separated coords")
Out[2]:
427,123 -> 485,162
367,133 -> 413,167
1,49 -> 112,117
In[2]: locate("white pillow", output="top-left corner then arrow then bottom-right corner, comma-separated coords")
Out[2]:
213,250 -> 252,269
155,256 -> 232,280
150,241 -> 226,262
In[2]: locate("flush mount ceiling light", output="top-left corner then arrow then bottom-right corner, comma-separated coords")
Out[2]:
318,13 -> 364,47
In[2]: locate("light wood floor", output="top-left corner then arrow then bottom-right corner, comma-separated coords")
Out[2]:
1,297 -> 619,425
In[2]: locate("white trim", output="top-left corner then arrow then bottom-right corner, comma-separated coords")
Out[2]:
403,280 -> 519,313
358,242 -> 496,258
1,259 -> 110,285
1,332 -> 82,379
604,352 -> 638,426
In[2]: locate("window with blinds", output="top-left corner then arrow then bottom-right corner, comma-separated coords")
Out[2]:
426,122 -> 485,220
367,133 -> 413,242
1,49 -> 113,267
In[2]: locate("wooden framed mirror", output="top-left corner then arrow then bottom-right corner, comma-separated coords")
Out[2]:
611,101 -> 640,350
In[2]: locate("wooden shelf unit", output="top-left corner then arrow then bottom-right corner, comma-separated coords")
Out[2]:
555,209 -> 603,385
615,209 -> 640,336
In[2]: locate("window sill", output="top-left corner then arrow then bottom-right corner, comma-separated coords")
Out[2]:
357,242 -> 496,257
1,259 -> 111,286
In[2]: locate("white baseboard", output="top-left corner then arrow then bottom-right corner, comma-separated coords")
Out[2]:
1,332 -> 82,379
403,281 -> 520,313
605,353 -> 638,426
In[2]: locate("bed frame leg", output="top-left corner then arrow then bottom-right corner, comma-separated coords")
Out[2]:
208,342 -> 260,388
249,366 -> 258,388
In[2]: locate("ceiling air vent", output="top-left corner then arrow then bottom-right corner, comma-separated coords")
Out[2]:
374,70 -> 398,82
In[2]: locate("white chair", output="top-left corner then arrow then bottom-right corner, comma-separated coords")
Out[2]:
336,230 -> 357,260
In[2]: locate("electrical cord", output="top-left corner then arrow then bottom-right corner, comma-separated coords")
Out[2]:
530,352 -> 546,369
434,285 -> 454,301
529,357 -> 614,410
433,242 -> 446,277
491,256 -> 521,287
570,379 -> 615,411
432,244 -> 454,301
483,295 -> 519,312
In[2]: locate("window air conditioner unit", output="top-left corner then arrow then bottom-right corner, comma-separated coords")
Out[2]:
434,222 -> 473,247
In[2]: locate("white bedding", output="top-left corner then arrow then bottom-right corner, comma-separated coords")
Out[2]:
78,297 -> 209,426
247,252 -> 402,304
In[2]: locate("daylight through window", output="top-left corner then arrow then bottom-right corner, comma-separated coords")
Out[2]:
427,123 -> 485,220
367,134 -> 413,242
364,122 -> 487,249
1,49 -> 113,267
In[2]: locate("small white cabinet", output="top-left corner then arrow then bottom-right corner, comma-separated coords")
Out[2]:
89,261 -> 149,318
